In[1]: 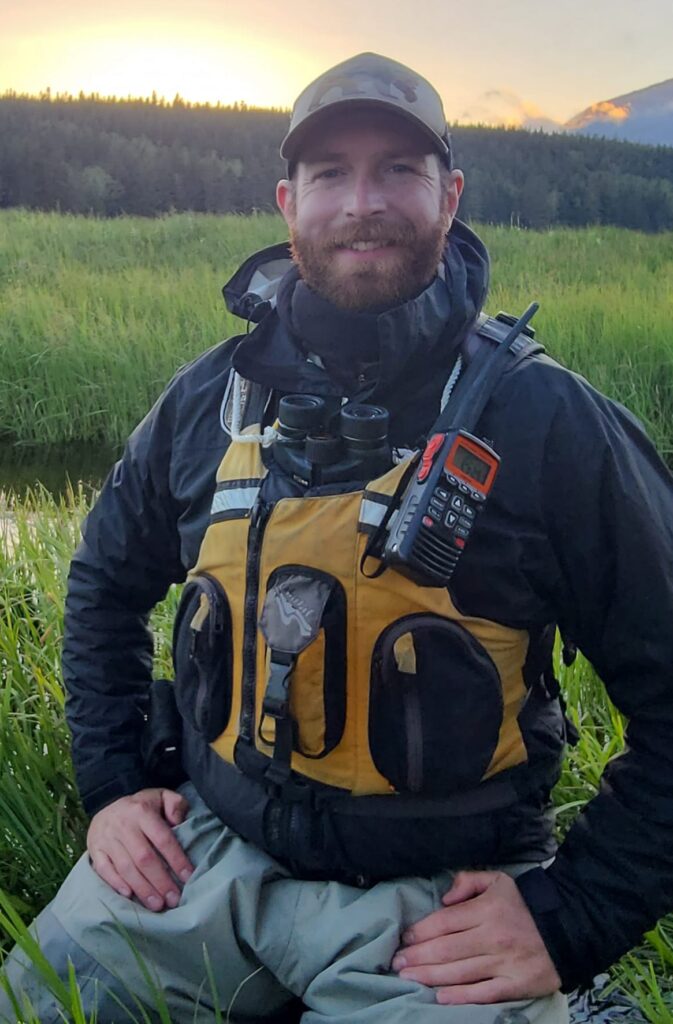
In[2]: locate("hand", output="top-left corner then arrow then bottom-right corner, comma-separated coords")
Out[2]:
391,870 -> 561,1005
87,787 -> 194,912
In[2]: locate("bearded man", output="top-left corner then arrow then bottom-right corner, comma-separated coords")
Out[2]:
3,52 -> 673,1024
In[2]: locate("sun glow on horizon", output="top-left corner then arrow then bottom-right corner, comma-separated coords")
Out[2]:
3,22 -> 313,109
3,0 -> 673,128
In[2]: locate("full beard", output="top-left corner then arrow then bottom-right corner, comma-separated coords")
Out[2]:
289,215 -> 451,313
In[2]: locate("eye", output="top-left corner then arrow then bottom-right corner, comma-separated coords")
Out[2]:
389,163 -> 415,174
315,167 -> 343,181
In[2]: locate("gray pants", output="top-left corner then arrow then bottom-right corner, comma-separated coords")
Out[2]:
1,784 -> 568,1024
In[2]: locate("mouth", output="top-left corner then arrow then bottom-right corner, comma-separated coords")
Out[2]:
334,240 -> 401,262
338,240 -> 396,252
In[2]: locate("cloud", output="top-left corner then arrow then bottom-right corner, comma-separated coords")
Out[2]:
456,89 -> 560,131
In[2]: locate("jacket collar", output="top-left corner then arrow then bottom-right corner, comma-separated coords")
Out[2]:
225,219 -> 490,401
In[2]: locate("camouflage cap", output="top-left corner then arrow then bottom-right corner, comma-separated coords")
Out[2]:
281,52 -> 452,170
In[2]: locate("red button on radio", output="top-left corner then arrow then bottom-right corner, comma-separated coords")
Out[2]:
417,433 -> 445,483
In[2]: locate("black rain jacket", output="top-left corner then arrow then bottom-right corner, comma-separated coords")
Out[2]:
63,220 -> 673,993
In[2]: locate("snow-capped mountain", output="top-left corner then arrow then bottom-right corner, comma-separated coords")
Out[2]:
564,78 -> 673,146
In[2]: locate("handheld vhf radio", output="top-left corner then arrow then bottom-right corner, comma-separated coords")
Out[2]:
382,303 -> 539,587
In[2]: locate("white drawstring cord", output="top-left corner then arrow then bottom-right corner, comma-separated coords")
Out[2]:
440,354 -> 462,412
229,372 -> 279,447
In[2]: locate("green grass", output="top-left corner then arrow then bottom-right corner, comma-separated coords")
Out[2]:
1,211 -> 673,456
1,492 -> 673,1020
1,212 -> 673,1017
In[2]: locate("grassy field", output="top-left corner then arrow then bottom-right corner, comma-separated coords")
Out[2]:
1,212 -> 673,1019
2,493 -> 672,1020
1,209 -> 673,456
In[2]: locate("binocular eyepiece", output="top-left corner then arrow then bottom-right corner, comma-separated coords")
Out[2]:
274,395 -> 392,486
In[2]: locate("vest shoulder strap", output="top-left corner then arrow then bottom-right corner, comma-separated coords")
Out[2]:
461,311 -> 545,368
222,309 -> 546,439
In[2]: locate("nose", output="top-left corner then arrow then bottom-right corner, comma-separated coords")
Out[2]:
343,171 -> 386,218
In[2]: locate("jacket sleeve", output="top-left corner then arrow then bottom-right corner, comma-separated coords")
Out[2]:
63,373 -> 188,817
516,371 -> 673,991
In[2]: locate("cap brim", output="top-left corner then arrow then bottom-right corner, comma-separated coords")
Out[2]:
280,98 -> 450,165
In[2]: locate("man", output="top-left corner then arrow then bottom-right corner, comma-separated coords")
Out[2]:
3,52 -> 673,1024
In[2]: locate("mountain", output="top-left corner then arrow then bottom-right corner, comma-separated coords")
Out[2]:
564,78 -> 673,147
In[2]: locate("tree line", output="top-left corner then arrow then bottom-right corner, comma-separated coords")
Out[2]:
1,91 -> 673,231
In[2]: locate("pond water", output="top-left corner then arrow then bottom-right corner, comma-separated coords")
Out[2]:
0,443 -> 120,498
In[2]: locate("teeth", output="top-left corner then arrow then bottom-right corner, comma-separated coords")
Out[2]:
348,241 -> 388,251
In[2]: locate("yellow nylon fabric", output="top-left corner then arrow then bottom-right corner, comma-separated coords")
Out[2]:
188,432 -> 529,795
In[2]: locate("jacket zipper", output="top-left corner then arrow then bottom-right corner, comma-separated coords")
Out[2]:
239,497 -> 271,741
404,679 -> 423,792
374,645 -> 424,793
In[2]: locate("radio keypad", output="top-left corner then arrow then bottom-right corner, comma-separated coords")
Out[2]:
425,476 -> 481,550
426,469 -> 482,549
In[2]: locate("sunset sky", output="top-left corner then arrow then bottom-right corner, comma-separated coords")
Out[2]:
2,0 -> 672,127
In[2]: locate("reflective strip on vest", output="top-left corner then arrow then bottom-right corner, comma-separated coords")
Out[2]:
211,485 -> 260,517
358,495 -> 400,536
359,497 -> 388,530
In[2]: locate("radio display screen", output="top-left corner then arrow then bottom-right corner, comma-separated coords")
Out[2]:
453,445 -> 490,485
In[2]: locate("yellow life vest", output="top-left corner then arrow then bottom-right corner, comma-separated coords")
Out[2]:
173,425 -> 532,802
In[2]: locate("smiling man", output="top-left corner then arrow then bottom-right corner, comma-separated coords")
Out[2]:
277,107 -> 462,311
3,52 -> 673,1024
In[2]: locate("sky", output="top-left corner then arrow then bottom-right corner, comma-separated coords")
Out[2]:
2,0 -> 672,127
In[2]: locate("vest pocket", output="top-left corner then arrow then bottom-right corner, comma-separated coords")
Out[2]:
172,573 -> 233,741
369,614 -> 503,796
259,567 -> 347,759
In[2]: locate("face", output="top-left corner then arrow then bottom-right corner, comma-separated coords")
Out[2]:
277,110 -> 464,312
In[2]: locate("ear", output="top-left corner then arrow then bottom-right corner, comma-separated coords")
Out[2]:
446,170 -> 464,218
276,179 -> 295,226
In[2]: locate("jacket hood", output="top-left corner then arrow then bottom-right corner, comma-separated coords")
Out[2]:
223,219 -> 489,326
222,219 -> 490,413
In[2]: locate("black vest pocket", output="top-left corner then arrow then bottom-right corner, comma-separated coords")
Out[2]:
259,566 -> 347,758
173,574 -> 233,742
369,614 -> 503,795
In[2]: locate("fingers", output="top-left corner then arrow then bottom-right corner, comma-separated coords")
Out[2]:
398,953 -> 495,989
393,869 -> 561,1004
116,830 -> 187,909
105,837 -> 179,911
162,788 -> 189,826
87,788 -> 194,912
142,811 -> 194,883
401,871 -> 501,945
441,870 -> 495,906
393,930 -> 485,973
436,979 -> 515,1005
401,901 -> 478,945
89,849 -> 132,899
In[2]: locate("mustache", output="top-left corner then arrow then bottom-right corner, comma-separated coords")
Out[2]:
328,222 -> 416,248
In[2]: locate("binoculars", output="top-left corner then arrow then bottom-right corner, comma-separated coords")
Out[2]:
272,395 -> 392,487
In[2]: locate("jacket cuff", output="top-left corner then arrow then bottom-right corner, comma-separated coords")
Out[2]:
80,770 -> 150,818
515,867 -> 587,993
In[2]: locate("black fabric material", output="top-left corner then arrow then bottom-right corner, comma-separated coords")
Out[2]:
173,576 -> 233,741
368,616 -> 503,795
62,220 -> 673,993
184,728 -> 518,882
233,219 -> 489,448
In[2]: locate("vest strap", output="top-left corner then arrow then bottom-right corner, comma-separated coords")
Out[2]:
259,650 -> 296,785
